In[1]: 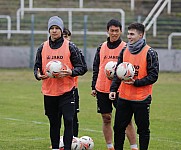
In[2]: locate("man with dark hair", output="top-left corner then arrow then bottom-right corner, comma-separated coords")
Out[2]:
63,27 -> 87,137
91,19 -> 138,150
109,22 -> 159,150
63,28 -> 72,41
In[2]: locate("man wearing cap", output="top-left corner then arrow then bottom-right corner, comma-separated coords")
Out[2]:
34,16 -> 87,150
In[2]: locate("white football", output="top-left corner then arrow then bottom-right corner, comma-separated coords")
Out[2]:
46,60 -> 66,78
87,139 -> 94,150
116,62 -> 135,80
104,61 -> 117,80
71,137 -> 82,150
79,136 -> 94,150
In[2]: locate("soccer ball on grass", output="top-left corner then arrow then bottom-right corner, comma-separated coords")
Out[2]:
79,136 -> 94,150
71,137 -> 82,150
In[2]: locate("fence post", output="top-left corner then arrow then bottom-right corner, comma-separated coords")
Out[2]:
29,14 -> 34,68
83,15 -> 88,62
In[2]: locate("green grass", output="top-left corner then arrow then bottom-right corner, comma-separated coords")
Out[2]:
0,69 -> 181,150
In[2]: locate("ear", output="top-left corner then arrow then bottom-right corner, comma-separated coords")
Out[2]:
139,33 -> 143,38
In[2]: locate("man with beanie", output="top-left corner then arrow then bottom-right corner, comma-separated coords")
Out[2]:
34,16 -> 87,150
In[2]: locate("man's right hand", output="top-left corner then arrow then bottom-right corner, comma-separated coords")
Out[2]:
109,92 -> 116,100
37,68 -> 48,80
91,90 -> 97,97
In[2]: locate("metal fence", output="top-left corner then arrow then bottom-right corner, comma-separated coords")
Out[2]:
0,0 -> 181,70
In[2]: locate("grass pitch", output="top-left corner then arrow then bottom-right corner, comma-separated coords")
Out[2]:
0,69 -> 181,150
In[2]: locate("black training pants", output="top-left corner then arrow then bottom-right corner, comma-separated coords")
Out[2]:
44,89 -> 75,150
114,98 -> 150,150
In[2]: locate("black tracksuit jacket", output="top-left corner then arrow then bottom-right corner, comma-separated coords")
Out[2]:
34,36 -> 87,80
110,40 -> 159,103
91,37 -> 123,91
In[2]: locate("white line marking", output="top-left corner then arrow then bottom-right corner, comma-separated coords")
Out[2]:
80,128 -> 102,133
2,117 -> 181,144
4,117 -> 49,125
4,117 -> 22,121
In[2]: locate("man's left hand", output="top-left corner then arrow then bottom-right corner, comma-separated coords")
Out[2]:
123,78 -> 135,84
52,65 -> 72,78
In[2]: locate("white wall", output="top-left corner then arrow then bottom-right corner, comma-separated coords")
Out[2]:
0,46 -> 181,72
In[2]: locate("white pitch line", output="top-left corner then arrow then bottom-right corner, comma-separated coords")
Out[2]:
4,117 -> 22,121
0,137 -> 48,141
80,128 -> 102,133
150,137 -> 181,144
2,117 -> 181,145
31,121 -> 49,125
3,117 -> 101,133
3,117 -> 48,125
